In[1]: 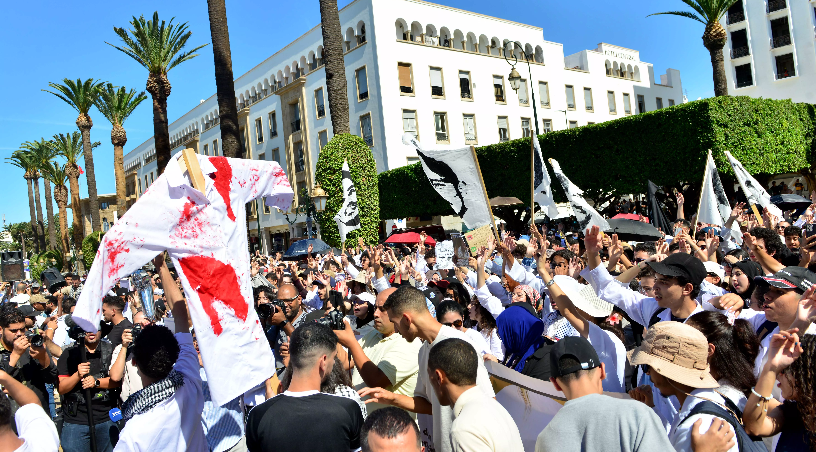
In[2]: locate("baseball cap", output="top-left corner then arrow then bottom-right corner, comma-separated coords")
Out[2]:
755,266 -> 816,293
18,305 -> 37,318
702,262 -> 725,281
29,294 -> 47,305
423,287 -> 442,307
550,336 -> 600,378
628,321 -> 718,388
115,287 -> 129,297
646,253 -> 706,286
31,281 -> 41,289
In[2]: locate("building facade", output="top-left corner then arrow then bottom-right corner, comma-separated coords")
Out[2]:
720,0 -> 816,103
70,193 -> 120,238
123,0 -> 683,253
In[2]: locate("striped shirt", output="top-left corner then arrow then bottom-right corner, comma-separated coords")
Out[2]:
200,368 -> 245,452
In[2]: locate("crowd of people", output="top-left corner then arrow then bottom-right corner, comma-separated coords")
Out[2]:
1,191 -> 816,452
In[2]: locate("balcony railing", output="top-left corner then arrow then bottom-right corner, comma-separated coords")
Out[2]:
291,119 -> 301,132
771,34 -> 792,48
731,45 -> 750,58
359,91 -> 369,101
736,79 -> 754,88
520,99 -> 529,105
431,86 -> 443,97
316,105 -> 325,117
465,133 -> 476,142
727,11 -> 745,24
363,134 -> 373,146
776,67 -> 795,79
400,86 -> 413,94
435,132 -> 448,142
270,130 -> 278,138
767,0 -> 786,13
460,90 -> 472,99
295,159 -> 305,172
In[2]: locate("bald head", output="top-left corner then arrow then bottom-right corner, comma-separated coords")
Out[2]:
373,288 -> 397,336
278,284 -> 303,321
277,283 -> 298,299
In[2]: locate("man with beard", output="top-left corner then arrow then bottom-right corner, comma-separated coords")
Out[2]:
269,284 -> 312,374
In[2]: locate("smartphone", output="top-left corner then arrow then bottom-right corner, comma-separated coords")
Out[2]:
674,227 -> 683,237
806,223 -> 816,238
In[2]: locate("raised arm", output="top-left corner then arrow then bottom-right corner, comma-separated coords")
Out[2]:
153,253 -> 191,331
540,258 -> 590,337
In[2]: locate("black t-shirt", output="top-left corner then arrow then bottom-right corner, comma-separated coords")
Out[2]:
107,318 -> 133,350
777,400 -> 811,451
56,342 -> 117,425
246,392 -> 363,452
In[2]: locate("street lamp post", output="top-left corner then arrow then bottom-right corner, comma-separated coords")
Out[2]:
504,41 -> 539,136
281,182 -> 329,239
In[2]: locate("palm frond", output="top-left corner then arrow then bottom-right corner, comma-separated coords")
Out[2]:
20,138 -> 58,169
94,83 -> 148,126
678,0 -> 709,21
40,160 -> 69,187
42,78 -> 104,115
5,150 -> 35,173
647,10 -> 706,24
107,11 -> 209,75
51,132 -> 84,164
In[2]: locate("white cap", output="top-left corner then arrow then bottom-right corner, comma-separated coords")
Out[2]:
702,261 -> 725,281
552,275 -> 614,317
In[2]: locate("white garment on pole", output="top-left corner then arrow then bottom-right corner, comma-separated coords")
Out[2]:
698,151 -> 725,227
725,151 -> 783,218
74,154 -> 294,405
549,159 -> 610,232
533,138 -> 559,218
333,161 -> 361,242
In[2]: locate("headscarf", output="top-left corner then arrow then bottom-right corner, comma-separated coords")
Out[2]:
516,284 -> 541,311
732,260 -> 762,301
497,305 -> 546,373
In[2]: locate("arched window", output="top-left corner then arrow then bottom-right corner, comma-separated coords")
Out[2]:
395,19 -> 408,41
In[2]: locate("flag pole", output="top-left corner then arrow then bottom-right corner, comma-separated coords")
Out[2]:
725,151 -> 764,226
530,135 -> 535,232
471,146 -> 500,242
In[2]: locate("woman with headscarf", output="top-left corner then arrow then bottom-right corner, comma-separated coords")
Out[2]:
496,303 -> 554,381
706,260 -> 763,313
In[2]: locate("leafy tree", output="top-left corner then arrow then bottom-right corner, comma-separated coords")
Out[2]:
21,139 -> 59,250
5,152 -> 41,253
40,161 -> 72,267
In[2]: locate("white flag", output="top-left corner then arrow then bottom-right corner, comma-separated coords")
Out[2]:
549,159 -> 610,232
403,133 -> 492,229
532,137 -> 559,218
699,151 -> 743,244
725,151 -> 783,218
333,161 -> 361,242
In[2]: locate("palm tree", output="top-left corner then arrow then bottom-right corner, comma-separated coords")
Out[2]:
43,78 -> 105,232
22,139 -> 59,250
318,0 -> 350,134
95,83 -> 147,219
649,0 -> 738,97
52,132 -> 86,251
18,148 -> 47,251
107,12 -> 208,174
206,0 -> 243,158
5,151 -> 41,254
40,161 -> 71,264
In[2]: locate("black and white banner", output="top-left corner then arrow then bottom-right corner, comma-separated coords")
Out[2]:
532,137 -> 559,218
334,161 -> 361,242
549,159 -> 610,232
699,151 -> 742,243
403,133 -> 492,229
725,151 -> 783,218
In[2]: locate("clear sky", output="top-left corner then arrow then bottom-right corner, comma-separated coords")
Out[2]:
0,0 -> 713,226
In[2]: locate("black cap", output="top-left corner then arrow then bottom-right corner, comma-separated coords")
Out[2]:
115,287 -> 129,297
646,253 -> 706,286
423,287 -> 442,307
755,266 -> 816,293
17,305 -> 37,318
549,336 -> 600,377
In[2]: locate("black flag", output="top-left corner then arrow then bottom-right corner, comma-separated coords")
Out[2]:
647,180 -> 672,235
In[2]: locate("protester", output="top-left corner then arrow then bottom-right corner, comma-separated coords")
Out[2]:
0,307 -> 58,412
246,322 -> 364,451
427,337 -> 524,451
101,294 -> 132,349
268,283 -> 311,373
9,283 -> 30,306
0,369 -> 60,451
436,300 -> 492,359
361,407 -> 423,452
535,336 -> 674,452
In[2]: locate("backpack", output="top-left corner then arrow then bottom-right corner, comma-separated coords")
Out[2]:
755,319 -> 778,342
678,399 -> 766,452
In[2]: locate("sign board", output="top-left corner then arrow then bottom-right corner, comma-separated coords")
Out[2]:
435,240 -> 455,269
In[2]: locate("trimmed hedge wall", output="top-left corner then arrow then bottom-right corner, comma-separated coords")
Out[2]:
379,96 -> 816,220
315,134 -> 380,247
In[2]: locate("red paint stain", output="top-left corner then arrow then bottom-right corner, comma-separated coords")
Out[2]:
208,157 -> 236,221
105,233 -> 131,279
178,255 -> 247,335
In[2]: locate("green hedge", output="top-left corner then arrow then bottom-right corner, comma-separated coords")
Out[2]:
379,96 -> 816,220
82,231 -> 103,270
315,134 -> 380,247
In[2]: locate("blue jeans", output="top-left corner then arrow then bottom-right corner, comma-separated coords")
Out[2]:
60,420 -> 118,452
44,383 -> 56,418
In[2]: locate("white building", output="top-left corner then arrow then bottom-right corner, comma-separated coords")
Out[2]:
720,0 -> 816,103
123,0 -> 683,253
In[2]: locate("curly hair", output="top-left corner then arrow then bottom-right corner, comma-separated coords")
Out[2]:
469,295 -> 496,334
131,324 -> 180,380
786,334 -> 816,450
748,227 -> 785,257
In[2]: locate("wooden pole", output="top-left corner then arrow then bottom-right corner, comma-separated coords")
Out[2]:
470,146 -> 500,242
530,136 -> 536,232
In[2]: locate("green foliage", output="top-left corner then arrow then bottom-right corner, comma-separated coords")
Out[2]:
82,231 -> 104,270
1,222 -> 35,255
42,78 -> 104,115
378,96 -> 816,220
29,249 -> 63,283
315,134 -> 379,247
94,83 -> 148,127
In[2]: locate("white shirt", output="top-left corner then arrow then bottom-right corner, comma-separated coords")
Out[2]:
669,388 -> 739,452
463,328 -> 491,358
10,293 -> 30,306
73,154 -> 293,406
451,387 -> 524,452
586,322 -> 626,393
475,327 -> 504,361
13,404 -> 59,452
110,344 -> 143,402
114,333 -> 207,452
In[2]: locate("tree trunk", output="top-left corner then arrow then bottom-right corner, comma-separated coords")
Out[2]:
43,180 -> 56,250
55,185 -> 71,266
66,166 -> 85,249
147,73 -> 172,175
318,0 -> 350,135
708,45 -> 728,97
207,0 -> 243,159
112,125 -> 128,219
77,114 -> 102,232
32,175 -> 46,251
25,176 -> 41,254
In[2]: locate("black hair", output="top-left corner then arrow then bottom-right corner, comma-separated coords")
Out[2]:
556,356 -> 595,383
361,407 -> 420,452
785,225 -> 802,238
694,231 -> 707,241
686,311 -> 759,395
749,227 -> 784,257
61,296 -> 77,314
726,248 -> 749,261
436,300 -> 464,323
0,308 -> 24,328
675,275 -> 701,300
424,248 -> 435,260
511,243 -> 527,260
280,355 -> 351,394
383,285 -> 428,317
0,393 -> 10,431
427,338 -> 478,386
289,322 -> 337,372
551,249 -> 576,263
102,294 -> 126,313
131,324 -> 180,380
674,219 -> 692,230
253,286 -> 276,307
470,295 -> 497,334
668,241 -> 680,252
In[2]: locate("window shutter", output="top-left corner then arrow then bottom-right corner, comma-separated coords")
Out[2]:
398,65 -> 412,87
430,68 -> 443,87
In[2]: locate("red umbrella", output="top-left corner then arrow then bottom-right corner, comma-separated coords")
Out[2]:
385,232 -> 437,245
612,213 -> 642,221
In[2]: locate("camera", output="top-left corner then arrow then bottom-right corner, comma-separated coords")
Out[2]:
314,309 -> 345,330
25,331 -> 44,348
256,303 -> 273,320
130,323 -> 143,345
65,315 -> 86,341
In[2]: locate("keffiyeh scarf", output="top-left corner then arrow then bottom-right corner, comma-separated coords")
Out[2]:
122,369 -> 184,421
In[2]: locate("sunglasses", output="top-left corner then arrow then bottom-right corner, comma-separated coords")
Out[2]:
550,262 -> 568,268
634,258 -> 646,264
442,319 -> 463,328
